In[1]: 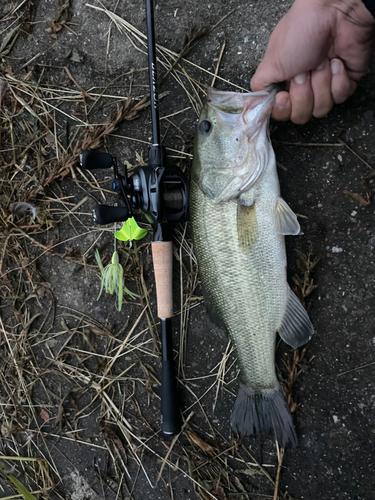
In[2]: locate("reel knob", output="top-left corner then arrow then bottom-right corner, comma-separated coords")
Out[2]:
80,150 -> 113,170
93,205 -> 130,225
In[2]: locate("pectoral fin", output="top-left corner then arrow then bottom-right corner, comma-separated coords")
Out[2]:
237,203 -> 258,250
275,198 -> 300,235
278,287 -> 314,348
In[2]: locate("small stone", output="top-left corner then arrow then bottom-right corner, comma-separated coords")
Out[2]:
331,246 -> 343,253
363,110 -> 374,121
333,415 -> 339,424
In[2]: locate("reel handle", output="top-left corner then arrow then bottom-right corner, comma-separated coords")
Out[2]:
80,150 -> 113,170
93,205 -> 130,225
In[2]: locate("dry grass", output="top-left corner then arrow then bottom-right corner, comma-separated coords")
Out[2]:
292,246 -> 319,312
0,2 -> 318,500
269,247 -> 318,500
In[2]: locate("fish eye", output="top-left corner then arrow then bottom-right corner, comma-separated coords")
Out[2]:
199,120 -> 212,135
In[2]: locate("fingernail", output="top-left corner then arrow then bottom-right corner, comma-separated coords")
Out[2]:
275,94 -> 288,110
294,72 -> 307,85
331,59 -> 341,75
316,60 -> 326,71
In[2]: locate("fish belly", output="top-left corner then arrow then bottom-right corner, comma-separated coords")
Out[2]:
190,180 -> 285,391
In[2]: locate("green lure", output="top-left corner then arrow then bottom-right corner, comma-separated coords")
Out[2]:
95,249 -> 138,311
114,217 -> 147,242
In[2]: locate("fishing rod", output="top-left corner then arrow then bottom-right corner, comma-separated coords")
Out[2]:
80,0 -> 188,436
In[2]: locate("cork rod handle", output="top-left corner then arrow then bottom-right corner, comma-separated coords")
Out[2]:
152,241 -> 173,319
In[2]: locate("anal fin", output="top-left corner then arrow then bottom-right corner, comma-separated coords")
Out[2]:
278,287 -> 314,348
275,198 -> 300,235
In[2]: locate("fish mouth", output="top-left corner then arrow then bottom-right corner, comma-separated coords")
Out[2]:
203,87 -> 276,202
206,87 -> 276,133
206,86 -> 276,117
206,87 -> 270,101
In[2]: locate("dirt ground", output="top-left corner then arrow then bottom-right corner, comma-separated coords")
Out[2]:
0,0 -> 375,499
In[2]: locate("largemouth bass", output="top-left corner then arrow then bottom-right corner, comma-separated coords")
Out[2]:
190,87 -> 314,448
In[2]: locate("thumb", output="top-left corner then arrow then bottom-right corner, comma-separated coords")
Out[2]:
251,58 -> 282,91
250,11 -> 293,91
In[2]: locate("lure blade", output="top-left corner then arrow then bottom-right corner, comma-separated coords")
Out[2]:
114,217 -> 147,241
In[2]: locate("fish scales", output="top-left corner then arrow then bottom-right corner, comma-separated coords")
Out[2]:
191,181 -> 284,389
190,87 -> 314,448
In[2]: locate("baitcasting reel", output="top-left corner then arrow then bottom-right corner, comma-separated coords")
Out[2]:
80,146 -> 189,227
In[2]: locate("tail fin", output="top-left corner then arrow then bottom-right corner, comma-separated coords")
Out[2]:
231,384 -> 297,448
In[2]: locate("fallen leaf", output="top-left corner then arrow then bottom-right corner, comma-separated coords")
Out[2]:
237,468 -> 263,478
0,193 -> 9,206
3,63 -> 13,75
62,247 -> 75,257
211,479 -> 225,500
53,21 -> 63,32
358,222 -> 369,234
45,236 -> 59,250
36,282 -> 51,297
20,257 -> 29,268
45,134 -> 56,148
40,409 -> 50,423
187,431 -> 214,454
342,190 -> 370,207
364,171 -> 375,202
1,423 -> 12,438
45,338 -> 57,348
68,48 -> 83,63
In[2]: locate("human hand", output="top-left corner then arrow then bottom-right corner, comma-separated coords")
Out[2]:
251,0 -> 375,124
